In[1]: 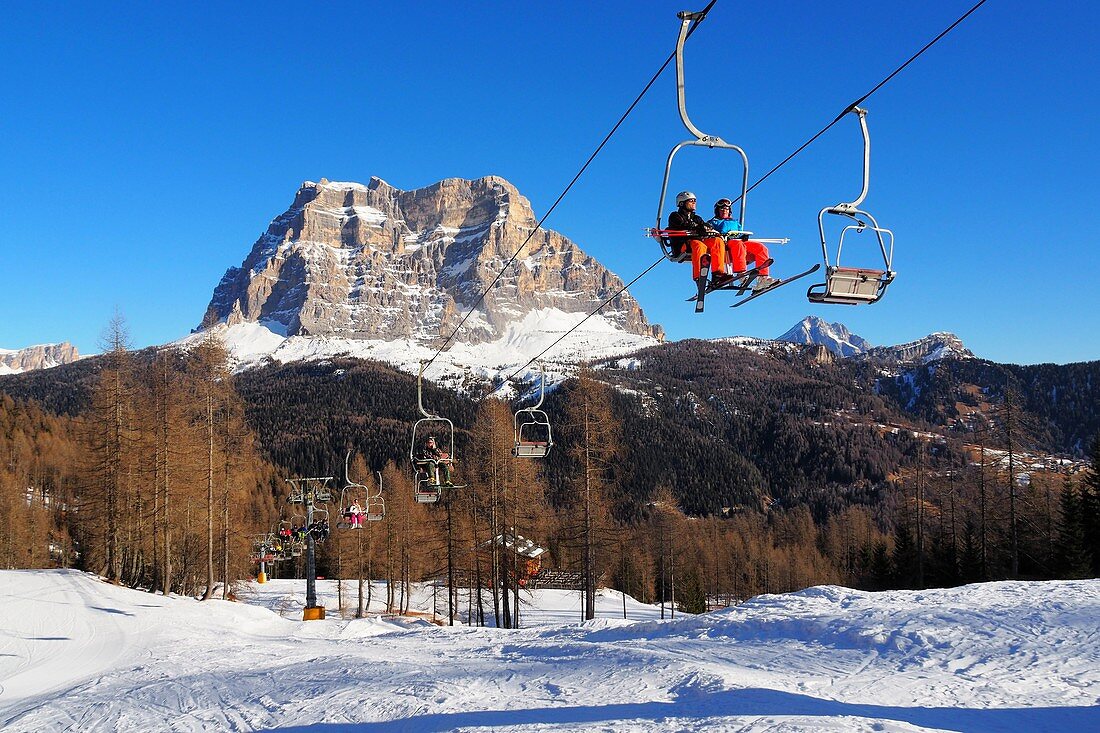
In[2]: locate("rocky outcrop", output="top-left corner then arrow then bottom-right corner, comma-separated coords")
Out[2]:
203,177 -> 663,344
0,343 -> 80,374
863,332 -> 974,365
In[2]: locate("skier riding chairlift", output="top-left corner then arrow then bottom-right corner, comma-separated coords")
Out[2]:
644,6 -> 794,311
410,360 -> 464,503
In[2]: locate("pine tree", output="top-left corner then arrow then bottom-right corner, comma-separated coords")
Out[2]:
1079,437 -> 1100,577
560,371 -> 620,620
82,313 -> 138,582
1054,475 -> 1091,578
677,567 -> 707,614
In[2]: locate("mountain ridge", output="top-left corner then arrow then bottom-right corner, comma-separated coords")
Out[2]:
0,342 -> 80,375
203,176 -> 662,345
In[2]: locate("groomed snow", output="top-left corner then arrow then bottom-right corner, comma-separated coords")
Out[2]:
1,570 -> 1097,732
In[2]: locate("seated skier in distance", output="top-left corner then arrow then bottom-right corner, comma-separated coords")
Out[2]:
416,435 -> 454,486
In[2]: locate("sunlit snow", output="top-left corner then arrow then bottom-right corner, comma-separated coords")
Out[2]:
176,309 -> 660,393
1,570 -> 1097,732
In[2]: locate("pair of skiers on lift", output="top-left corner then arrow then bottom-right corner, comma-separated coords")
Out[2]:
667,191 -> 775,292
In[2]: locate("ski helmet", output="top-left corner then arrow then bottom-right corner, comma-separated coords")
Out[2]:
675,191 -> 697,206
714,198 -> 733,212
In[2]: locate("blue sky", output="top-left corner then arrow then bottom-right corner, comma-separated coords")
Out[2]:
2,1 -> 1097,365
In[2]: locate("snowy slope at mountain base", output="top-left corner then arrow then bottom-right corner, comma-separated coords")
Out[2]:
179,310 -> 659,395
1,570 -> 1097,732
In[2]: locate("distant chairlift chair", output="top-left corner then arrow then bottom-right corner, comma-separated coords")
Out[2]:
511,362 -> 553,458
410,361 -> 463,503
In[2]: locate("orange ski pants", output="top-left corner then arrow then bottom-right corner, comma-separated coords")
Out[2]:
687,237 -> 726,280
726,239 -> 770,276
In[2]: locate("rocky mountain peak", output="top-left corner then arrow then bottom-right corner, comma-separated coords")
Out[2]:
863,332 -> 974,365
778,316 -> 872,357
0,342 -> 80,375
202,176 -> 662,346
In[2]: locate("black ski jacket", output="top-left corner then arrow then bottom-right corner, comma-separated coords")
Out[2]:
667,209 -> 711,256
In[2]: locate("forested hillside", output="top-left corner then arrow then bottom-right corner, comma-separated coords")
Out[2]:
3,336 -> 1098,600
559,339 -> 946,518
869,358 -> 1100,455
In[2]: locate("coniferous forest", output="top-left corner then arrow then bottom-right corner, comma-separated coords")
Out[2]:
2,326 -> 1099,620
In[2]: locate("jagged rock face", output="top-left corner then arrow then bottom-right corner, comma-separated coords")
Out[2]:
0,343 -> 80,374
863,332 -> 974,365
778,316 -> 871,357
204,177 -> 663,344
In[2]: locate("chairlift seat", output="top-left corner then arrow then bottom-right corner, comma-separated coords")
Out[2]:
808,267 -> 891,305
365,497 -> 385,521
512,441 -> 551,458
415,486 -> 441,504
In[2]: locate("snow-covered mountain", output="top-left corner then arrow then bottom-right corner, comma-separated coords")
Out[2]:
0,342 -> 80,375
192,177 -> 663,388
179,311 -> 658,394
862,331 -> 974,365
777,316 -> 872,357
775,317 -> 974,365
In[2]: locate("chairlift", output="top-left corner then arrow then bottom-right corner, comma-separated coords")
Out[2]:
410,361 -> 463,503
275,522 -> 293,559
338,452 -> 385,526
310,508 -> 331,542
512,362 -> 553,458
364,471 -> 384,521
290,512 -> 307,555
647,8 -> 752,261
251,534 -> 276,563
807,106 -> 895,305
286,476 -> 333,505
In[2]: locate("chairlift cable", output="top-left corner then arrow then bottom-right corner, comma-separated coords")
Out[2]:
729,0 -> 990,208
422,2 -> 721,372
499,254 -> 666,386
489,0 -> 989,390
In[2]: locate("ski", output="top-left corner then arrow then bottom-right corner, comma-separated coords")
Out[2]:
730,264 -> 822,308
693,275 -> 707,313
686,259 -> 775,303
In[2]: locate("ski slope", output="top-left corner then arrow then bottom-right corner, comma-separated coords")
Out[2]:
1,570 -> 1097,732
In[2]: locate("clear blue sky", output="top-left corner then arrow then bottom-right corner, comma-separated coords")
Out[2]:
2,1 -> 1097,365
